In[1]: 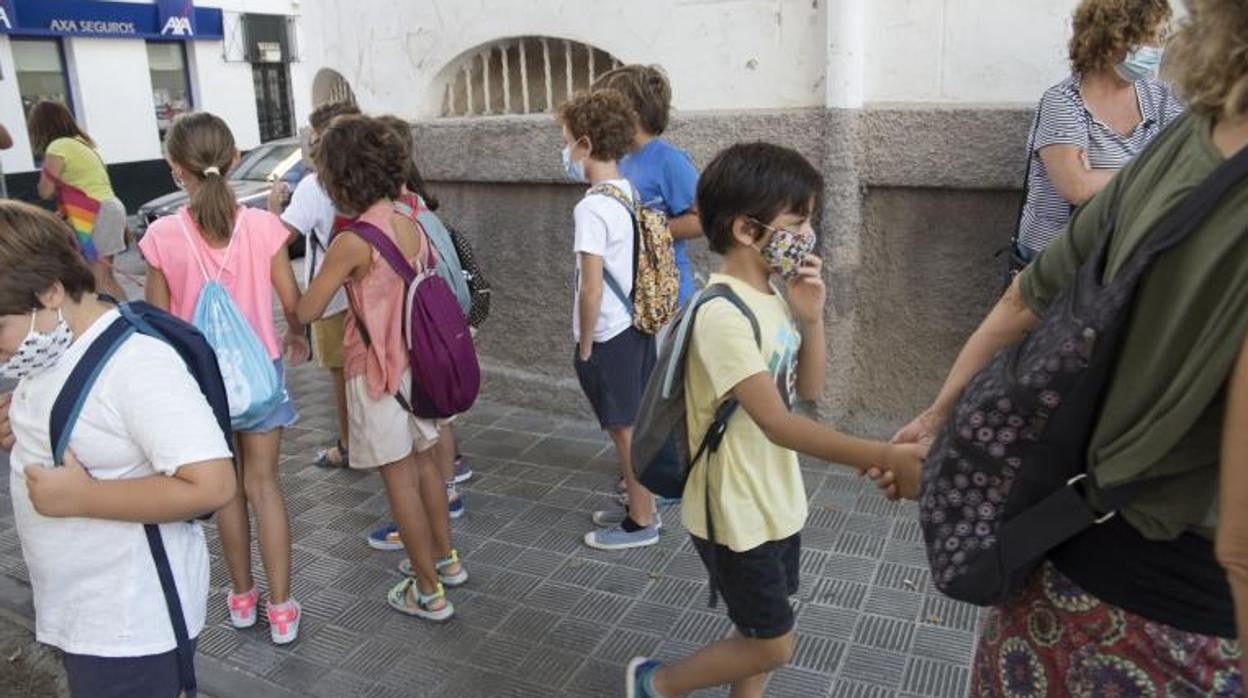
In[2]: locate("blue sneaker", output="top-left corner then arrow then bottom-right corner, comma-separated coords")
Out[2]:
453,456 -> 472,483
626,657 -> 662,697
583,523 -> 659,551
592,505 -> 662,530
367,522 -> 403,551
447,482 -> 465,519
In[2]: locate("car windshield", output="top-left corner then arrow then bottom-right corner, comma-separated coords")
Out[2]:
232,142 -> 300,181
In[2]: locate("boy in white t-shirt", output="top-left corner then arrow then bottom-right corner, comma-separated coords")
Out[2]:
558,90 -> 659,550
0,201 -> 234,697
269,101 -> 360,469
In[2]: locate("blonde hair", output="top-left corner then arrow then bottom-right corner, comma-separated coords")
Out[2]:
165,112 -> 238,243
1166,0 -> 1248,119
591,64 -> 672,136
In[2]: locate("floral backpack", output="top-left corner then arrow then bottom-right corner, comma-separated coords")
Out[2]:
590,183 -> 680,334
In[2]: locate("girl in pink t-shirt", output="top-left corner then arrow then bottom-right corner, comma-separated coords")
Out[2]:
296,115 -> 463,622
139,112 -> 309,645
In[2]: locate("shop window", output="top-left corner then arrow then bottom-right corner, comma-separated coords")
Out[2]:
12,39 -> 72,116
440,37 -> 621,117
147,42 -> 193,140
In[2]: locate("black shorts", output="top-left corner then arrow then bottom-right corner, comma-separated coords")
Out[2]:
62,638 -> 196,698
692,533 -> 801,639
573,326 -> 656,429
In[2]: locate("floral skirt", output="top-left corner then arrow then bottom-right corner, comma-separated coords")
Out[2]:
971,562 -> 1243,697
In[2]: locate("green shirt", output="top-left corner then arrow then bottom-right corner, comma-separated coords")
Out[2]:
1021,112 -> 1248,540
45,136 -> 114,202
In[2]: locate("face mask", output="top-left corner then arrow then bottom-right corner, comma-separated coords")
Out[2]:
0,309 -> 74,380
1116,45 -> 1163,83
561,145 -> 586,183
754,223 -> 816,281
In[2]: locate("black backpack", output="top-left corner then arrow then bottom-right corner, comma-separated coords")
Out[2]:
50,300 -> 234,698
920,140 -> 1248,606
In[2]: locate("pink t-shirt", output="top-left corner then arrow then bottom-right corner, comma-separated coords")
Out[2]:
139,206 -> 288,359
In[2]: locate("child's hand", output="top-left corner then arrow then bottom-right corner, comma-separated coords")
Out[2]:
25,451 -> 91,518
0,392 -> 13,451
787,254 -> 826,325
283,333 -> 311,367
867,443 -> 925,501
267,181 -> 289,214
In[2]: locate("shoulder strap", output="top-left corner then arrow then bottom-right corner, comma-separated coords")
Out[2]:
48,309 -> 201,698
345,219 -> 418,285
49,318 -> 134,463
1135,141 -> 1248,258
176,208 -> 243,284
587,183 -> 641,311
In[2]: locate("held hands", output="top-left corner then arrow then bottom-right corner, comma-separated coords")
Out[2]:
266,181 -> 289,215
0,392 -> 13,451
24,451 -> 91,518
787,254 -> 826,326
866,443 -> 925,501
283,332 -> 311,367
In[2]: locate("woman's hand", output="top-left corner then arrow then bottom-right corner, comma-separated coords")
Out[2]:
787,254 -> 826,326
892,408 -> 946,448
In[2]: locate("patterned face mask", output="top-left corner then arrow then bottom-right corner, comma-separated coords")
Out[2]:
752,220 -> 816,281
0,309 -> 74,380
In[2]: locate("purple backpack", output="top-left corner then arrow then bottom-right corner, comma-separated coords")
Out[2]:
346,220 -> 481,419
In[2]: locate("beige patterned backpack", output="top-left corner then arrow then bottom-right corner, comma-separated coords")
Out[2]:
589,183 -> 680,334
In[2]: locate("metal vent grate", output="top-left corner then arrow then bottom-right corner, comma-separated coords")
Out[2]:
441,37 -> 621,117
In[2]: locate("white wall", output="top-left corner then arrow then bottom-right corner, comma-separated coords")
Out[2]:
64,37 -> 164,163
185,40 -> 263,150
0,37 -> 33,176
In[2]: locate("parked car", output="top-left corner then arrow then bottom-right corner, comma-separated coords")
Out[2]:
135,137 -> 307,257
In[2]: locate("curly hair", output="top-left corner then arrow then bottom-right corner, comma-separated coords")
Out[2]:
591,64 -> 673,136
557,89 -> 637,163
313,115 -> 406,215
1167,0 -> 1248,119
374,114 -> 440,211
308,101 -> 361,134
1068,0 -> 1172,75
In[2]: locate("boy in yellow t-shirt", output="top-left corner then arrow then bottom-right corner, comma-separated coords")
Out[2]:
626,143 -> 923,698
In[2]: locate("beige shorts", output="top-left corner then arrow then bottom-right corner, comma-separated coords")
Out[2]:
311,311 -> 346,369
346,370 -> 447,469
93,198 -> 127,258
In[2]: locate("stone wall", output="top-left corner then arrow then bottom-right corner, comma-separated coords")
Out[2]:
413,106 -> 1032,434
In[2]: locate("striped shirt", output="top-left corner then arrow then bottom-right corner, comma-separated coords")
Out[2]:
1017,74 -> 1185,255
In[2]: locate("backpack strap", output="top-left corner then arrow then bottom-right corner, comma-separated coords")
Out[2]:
345,219 -> 419,284
587,183 -> 642,316
48,314 -> 200,698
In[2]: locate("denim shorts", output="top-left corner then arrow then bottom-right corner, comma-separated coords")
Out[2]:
238,359 -> 299,434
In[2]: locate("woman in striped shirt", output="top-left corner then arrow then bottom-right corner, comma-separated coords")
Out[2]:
1016,0 -> 1185,259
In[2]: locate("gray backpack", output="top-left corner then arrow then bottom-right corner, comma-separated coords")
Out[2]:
631,284 -> 760,500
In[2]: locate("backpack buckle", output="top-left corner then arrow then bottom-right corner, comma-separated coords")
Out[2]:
1066,473 -> 1117,525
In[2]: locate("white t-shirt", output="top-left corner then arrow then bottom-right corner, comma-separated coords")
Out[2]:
283,173 -> 348,316
8,309 -> 233,657
573,179 -> 636,343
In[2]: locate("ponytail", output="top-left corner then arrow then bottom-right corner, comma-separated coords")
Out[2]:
165,112 -> 239,243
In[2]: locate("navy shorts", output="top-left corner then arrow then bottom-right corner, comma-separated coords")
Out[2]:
693,533 -> 801,639
62,638 -> 196,698
573,326 -> 655,429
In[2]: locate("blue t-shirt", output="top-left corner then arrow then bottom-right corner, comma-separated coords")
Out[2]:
619,138 -> 699,306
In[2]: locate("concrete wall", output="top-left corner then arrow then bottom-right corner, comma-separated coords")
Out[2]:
412,105 -> 1033,432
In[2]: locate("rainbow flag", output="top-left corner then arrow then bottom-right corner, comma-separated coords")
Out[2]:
46,169 -> 101,262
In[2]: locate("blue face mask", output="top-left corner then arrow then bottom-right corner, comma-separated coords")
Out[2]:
1116,45 -> 1163,83
561,145 -> 586,183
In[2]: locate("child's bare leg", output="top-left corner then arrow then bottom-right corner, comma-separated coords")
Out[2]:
652,630 -> 794,697
379,454 -> 440,597
217,437 -> 252,593
414,446 -> 454,559
239,430 -> 291,603
433,425 -> 456,483
609,425 -> 654,526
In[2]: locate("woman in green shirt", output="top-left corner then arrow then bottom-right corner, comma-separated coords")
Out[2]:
27,101 -> 127,301
886,1 -> 1247,693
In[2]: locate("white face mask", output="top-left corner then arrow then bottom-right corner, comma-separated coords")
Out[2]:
561,145 -> 587,183
0,309 -> 74,380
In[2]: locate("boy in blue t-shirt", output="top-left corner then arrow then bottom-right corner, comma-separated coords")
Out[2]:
595,64 -> 701,307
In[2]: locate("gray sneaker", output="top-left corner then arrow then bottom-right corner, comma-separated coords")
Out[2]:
592,506 -> 662,530
583,523 -> 660,550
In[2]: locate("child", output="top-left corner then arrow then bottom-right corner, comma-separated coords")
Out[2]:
593,64 -> 702,307
626,143 -> 923,697
559,90 -> 660,549
140,112 -> 309,644
0,201 -> 234,696
296,114 -> 465,621
269,101 -> 362,470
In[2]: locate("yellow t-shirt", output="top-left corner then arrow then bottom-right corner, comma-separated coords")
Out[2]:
681,273 -> 806,552
45,137 -> 114,201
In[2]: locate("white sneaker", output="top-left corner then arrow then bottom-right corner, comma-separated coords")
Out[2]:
267,598 -> 301,645
227,587 -> 258,629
